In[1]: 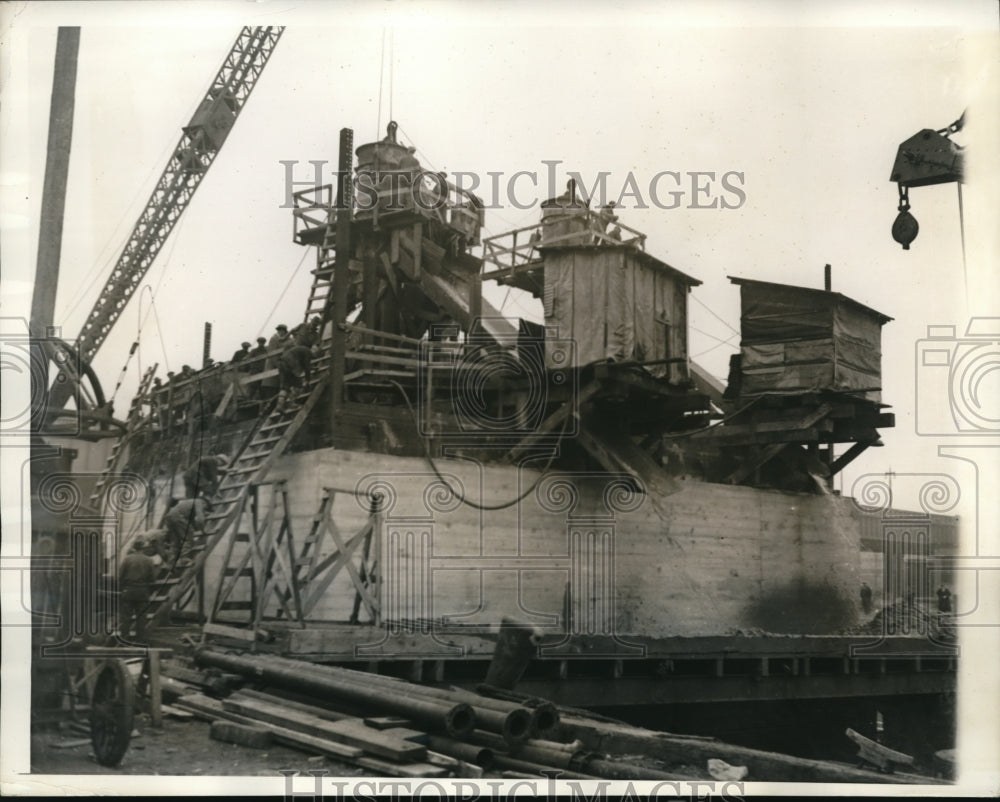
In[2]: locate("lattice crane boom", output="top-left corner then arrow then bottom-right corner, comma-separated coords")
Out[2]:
48,26 -> 283,415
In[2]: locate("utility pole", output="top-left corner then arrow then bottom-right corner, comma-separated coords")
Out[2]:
30,27 -> 80,429
330,128 -> 354,435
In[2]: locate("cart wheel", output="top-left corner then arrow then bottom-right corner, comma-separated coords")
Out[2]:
90,660 -> 135,767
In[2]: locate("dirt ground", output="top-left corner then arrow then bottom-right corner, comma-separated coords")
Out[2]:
30,712 -> 368,778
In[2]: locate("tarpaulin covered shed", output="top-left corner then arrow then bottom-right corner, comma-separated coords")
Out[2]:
541,245 -> 700,383
730,277 -> 892,402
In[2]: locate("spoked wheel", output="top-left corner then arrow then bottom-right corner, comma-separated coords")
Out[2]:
90,660 -> 135,767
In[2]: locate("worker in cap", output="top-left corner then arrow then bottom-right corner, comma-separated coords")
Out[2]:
119,537 -> 157,643
245,336 -> 269,398
263,325 -> 293,398
231,341 -> 251,365
249,336 -> 268,358
161,496 -> 209,565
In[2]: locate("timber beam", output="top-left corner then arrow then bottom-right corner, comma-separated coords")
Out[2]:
830,439 -> 876,476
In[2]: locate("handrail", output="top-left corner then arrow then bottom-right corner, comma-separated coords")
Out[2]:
341,322 -> 423,348
481,207 -> 647,276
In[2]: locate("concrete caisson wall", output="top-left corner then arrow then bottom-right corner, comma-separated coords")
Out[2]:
234,449 -> 867,637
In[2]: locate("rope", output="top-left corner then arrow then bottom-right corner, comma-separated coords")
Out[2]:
387,379 -> 567,511
258,248 -> 310,337
691,336 -> 739,359
376,27 -> 387,138
692,294 -> 740,335
957,181 -> 967,303
150,296 -> 171,373
104,211 -> 190,398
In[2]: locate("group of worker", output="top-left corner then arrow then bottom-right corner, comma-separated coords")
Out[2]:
117,452 -> 227,643
144,317 -> 324,432
118,318 -> 326,643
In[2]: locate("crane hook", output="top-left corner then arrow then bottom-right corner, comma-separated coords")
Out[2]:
892,186 -> 918,250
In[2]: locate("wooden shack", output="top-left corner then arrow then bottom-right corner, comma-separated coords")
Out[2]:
542,246 -> 699,383
730,277 -> 892,403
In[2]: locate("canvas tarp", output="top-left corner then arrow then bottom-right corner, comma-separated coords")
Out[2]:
739,284 -> 834,343
737,282 -> 885,399
543,249 -> 687,381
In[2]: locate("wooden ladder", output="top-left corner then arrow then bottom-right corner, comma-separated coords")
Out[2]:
147,353 -> 331,626
303,213 -> 337,323
89,364 -> 158,510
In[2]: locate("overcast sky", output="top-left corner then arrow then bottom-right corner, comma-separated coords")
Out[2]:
2,0 -> 998,515
2,2 -> 1000,793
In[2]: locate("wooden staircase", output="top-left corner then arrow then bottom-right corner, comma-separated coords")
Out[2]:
146,352 -> 331,626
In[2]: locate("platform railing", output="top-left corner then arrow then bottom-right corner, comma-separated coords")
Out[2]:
481,208 -> 647,280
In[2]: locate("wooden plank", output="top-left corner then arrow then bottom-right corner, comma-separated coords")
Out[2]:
173,694 -> 365,760
210,720 -> 272,749
411,223 -> 422,277
508,381 -> 601,460
377,726 -> 430,745
846,728 -> 915,768
830,439 -> 874,475
326,719 -> 428,761
222,697 -> 352,739
202,621 -> 259,641
147,650 -> 163,729
160,704 -> 195,718
49,738 -> 92,749
726,442 -> 788,485
355,755 -> 448,779
343,351 -> 422,369
299,521 -> 371,617
222,697 -> 426,762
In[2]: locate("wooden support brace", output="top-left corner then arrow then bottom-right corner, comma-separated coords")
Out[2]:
412,223 -> 422,278
830,439 -> 876,476
507,381 -> 602,461
139,649 -> 167,728
726,442 -> 788,485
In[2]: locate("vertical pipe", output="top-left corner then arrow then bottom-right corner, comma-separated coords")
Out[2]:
203,322 -> 213,367
330,128 -> 354,434
31,27 -> 81,427
824,263 -> 832,292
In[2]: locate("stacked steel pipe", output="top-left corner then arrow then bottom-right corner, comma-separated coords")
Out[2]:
191,649 -> 702,780
194,649 -> 547,745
